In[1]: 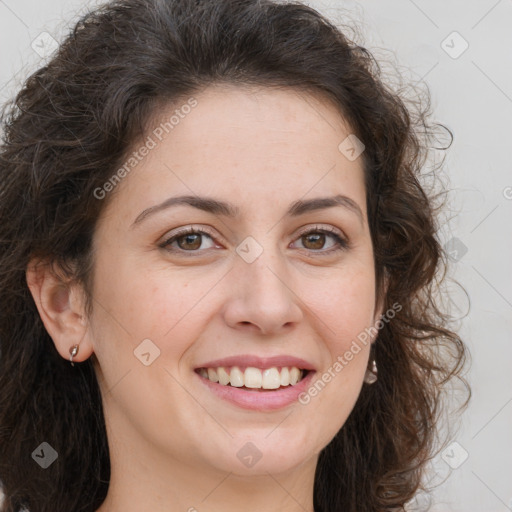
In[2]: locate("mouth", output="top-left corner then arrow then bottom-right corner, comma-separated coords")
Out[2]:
193,354 -> 317,410
194,366 -> 311,392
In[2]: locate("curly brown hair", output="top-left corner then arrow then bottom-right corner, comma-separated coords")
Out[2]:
0,0 -> 469,511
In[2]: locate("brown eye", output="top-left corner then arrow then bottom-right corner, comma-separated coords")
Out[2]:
301,232 -> 326,250
160,228 -> 217,253
292,226 -> 349,254
176,233 -> 202,250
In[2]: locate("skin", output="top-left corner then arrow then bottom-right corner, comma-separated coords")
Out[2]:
27,84 -> 387,512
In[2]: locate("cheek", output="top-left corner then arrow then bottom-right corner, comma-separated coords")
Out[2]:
296,268 -> 376,438
305,265 -> 377,354
93,244 -> 189,327
91,260 -> 222,362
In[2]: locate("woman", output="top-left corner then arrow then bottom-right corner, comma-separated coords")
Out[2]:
0,0 -> 469,511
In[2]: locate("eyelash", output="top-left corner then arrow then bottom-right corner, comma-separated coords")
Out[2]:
159,225 -> 349,256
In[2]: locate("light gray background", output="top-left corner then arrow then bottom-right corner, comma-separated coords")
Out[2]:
1,1 -> 511,511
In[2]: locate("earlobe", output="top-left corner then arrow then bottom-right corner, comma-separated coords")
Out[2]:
26,259 -> 93,364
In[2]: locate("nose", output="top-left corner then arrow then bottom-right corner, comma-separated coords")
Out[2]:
222,249 -> 303,335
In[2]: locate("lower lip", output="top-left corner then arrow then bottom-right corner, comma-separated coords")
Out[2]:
195,370 -> 316,411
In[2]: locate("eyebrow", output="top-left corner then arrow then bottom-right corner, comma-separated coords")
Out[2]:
131,193 -> 364,227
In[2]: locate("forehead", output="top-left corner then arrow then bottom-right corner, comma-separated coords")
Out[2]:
101,84 -> 367,225
149,83 -> 354,159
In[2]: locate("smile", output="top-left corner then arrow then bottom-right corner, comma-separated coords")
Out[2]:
195,366 -> 309,390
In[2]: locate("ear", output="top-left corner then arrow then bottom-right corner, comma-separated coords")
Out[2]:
26,259 -> 94,364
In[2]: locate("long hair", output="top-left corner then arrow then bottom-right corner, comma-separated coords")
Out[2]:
0,0 -> 469,510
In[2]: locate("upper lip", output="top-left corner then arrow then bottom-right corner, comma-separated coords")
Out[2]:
195,354 -> 316,371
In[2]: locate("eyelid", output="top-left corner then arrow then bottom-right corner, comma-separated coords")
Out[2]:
294,223 -> 345,239
158,225 -> 224,249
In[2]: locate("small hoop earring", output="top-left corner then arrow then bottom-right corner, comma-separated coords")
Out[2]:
364,359 -> 378,384
69,344 -> 80,367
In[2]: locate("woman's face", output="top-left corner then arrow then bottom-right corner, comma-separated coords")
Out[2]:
87,84 -> 383,479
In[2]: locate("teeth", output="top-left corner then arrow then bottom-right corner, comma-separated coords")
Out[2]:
261,368 -> 281,389
289,367 -> 300,385
206,368 -> 218,382
218,367 -> 230,386
280,367 -> 290,386
198,365 -> 306,389
244,367 -> 262,388
230,367 -> 244,387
